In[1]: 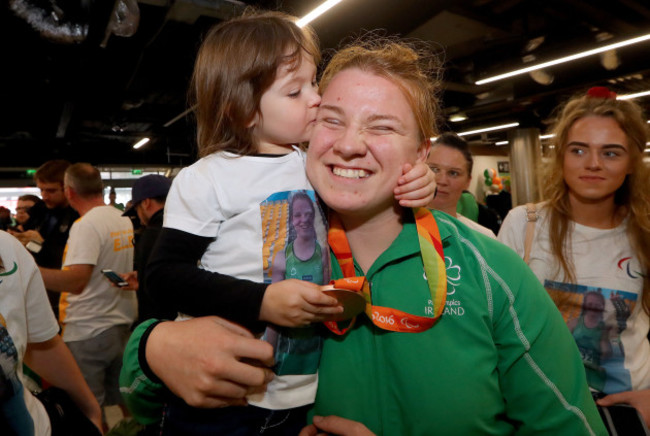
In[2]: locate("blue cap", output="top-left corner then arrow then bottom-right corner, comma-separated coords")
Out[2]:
123,175 -> 171,216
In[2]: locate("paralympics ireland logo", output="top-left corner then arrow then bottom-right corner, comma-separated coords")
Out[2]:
444,256 -> 465,316
445,256 -> 461,295
423,255 -> 464,317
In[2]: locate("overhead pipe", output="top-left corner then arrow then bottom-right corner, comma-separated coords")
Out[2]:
9,0 -> 90,44
9,0 -> 140,46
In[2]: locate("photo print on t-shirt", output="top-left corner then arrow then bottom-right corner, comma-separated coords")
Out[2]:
259,190 -> 330,376
260,190 -> 329,285
545,279 -> 635,393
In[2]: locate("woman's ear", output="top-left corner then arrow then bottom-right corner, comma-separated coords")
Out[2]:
417,140 -> 431,162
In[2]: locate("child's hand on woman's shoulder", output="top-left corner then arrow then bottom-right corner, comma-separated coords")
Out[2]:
394,161 -> 436,207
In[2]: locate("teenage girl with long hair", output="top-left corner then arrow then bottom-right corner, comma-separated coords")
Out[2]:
499,86 -> 650,424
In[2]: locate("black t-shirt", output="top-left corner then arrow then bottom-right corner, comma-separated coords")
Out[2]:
135,209 -> 176,323
30,205 -> 79,269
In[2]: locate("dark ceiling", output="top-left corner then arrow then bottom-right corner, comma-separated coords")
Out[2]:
2,0 -> 650,169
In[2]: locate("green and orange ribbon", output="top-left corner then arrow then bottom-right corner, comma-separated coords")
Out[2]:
325,208 -> 447,334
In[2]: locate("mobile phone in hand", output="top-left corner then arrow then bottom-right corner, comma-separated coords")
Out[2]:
101,269 -> 128,287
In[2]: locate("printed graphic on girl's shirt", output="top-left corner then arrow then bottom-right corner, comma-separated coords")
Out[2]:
0,315 -> 34,434
545,279 -> 634,393
260,190 -> 330,376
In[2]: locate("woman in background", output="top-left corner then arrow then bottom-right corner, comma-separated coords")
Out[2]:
427,132 -> 496,238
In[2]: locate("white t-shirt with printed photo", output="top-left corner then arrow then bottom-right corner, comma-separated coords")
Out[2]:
164,150 -> 328,410
499,204 -> 650,394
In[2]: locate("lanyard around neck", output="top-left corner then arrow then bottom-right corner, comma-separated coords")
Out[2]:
325,208 -> 446,334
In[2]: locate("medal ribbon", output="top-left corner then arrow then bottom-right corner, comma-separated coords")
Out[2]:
325,208 -> 446,334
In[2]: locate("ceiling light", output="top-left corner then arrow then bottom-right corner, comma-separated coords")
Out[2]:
133,137 -> 150,149
449,113 -> 467,122
476,33 -> 650,85
540,134 -> 555,139
525,36 -> 545,52
617,90 -> 650,100
457,122 -> 519,137
296,0 -> 343,28
529,69 -> 554,85
596,32 -> 614,43
600,49 -> 620,70
495,140 -> 509,146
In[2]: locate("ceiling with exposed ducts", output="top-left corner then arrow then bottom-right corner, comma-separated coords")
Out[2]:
2,0 -> 650,170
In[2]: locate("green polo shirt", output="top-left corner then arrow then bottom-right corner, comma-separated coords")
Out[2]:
313,210 -> 606,435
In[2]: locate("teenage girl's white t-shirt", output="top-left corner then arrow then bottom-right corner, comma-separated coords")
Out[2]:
499,204 -> 649,394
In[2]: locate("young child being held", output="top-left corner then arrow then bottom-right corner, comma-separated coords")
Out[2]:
133,10 -> 435,434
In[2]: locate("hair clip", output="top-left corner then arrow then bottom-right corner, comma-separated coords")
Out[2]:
586,86 -> 616,99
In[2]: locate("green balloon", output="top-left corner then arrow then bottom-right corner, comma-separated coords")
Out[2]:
485,177 -> 492,186
483,169 -> 489,178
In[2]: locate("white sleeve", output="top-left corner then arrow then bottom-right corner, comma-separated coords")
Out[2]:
10,234 -> 59,342
163,165 -> 224,237
63,218 -> 100,267
496,205 -> 527,258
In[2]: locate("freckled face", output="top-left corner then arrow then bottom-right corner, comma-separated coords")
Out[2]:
563,116 -> 632,205
306,68 -> 427,220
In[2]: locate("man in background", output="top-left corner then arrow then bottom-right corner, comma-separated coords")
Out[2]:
121,174 -> 175,324
9,160 -> 79,317
39,163 -> 136,417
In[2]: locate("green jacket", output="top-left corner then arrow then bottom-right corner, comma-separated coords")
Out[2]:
313,210 -> 605,435
119,319 -> 166,425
